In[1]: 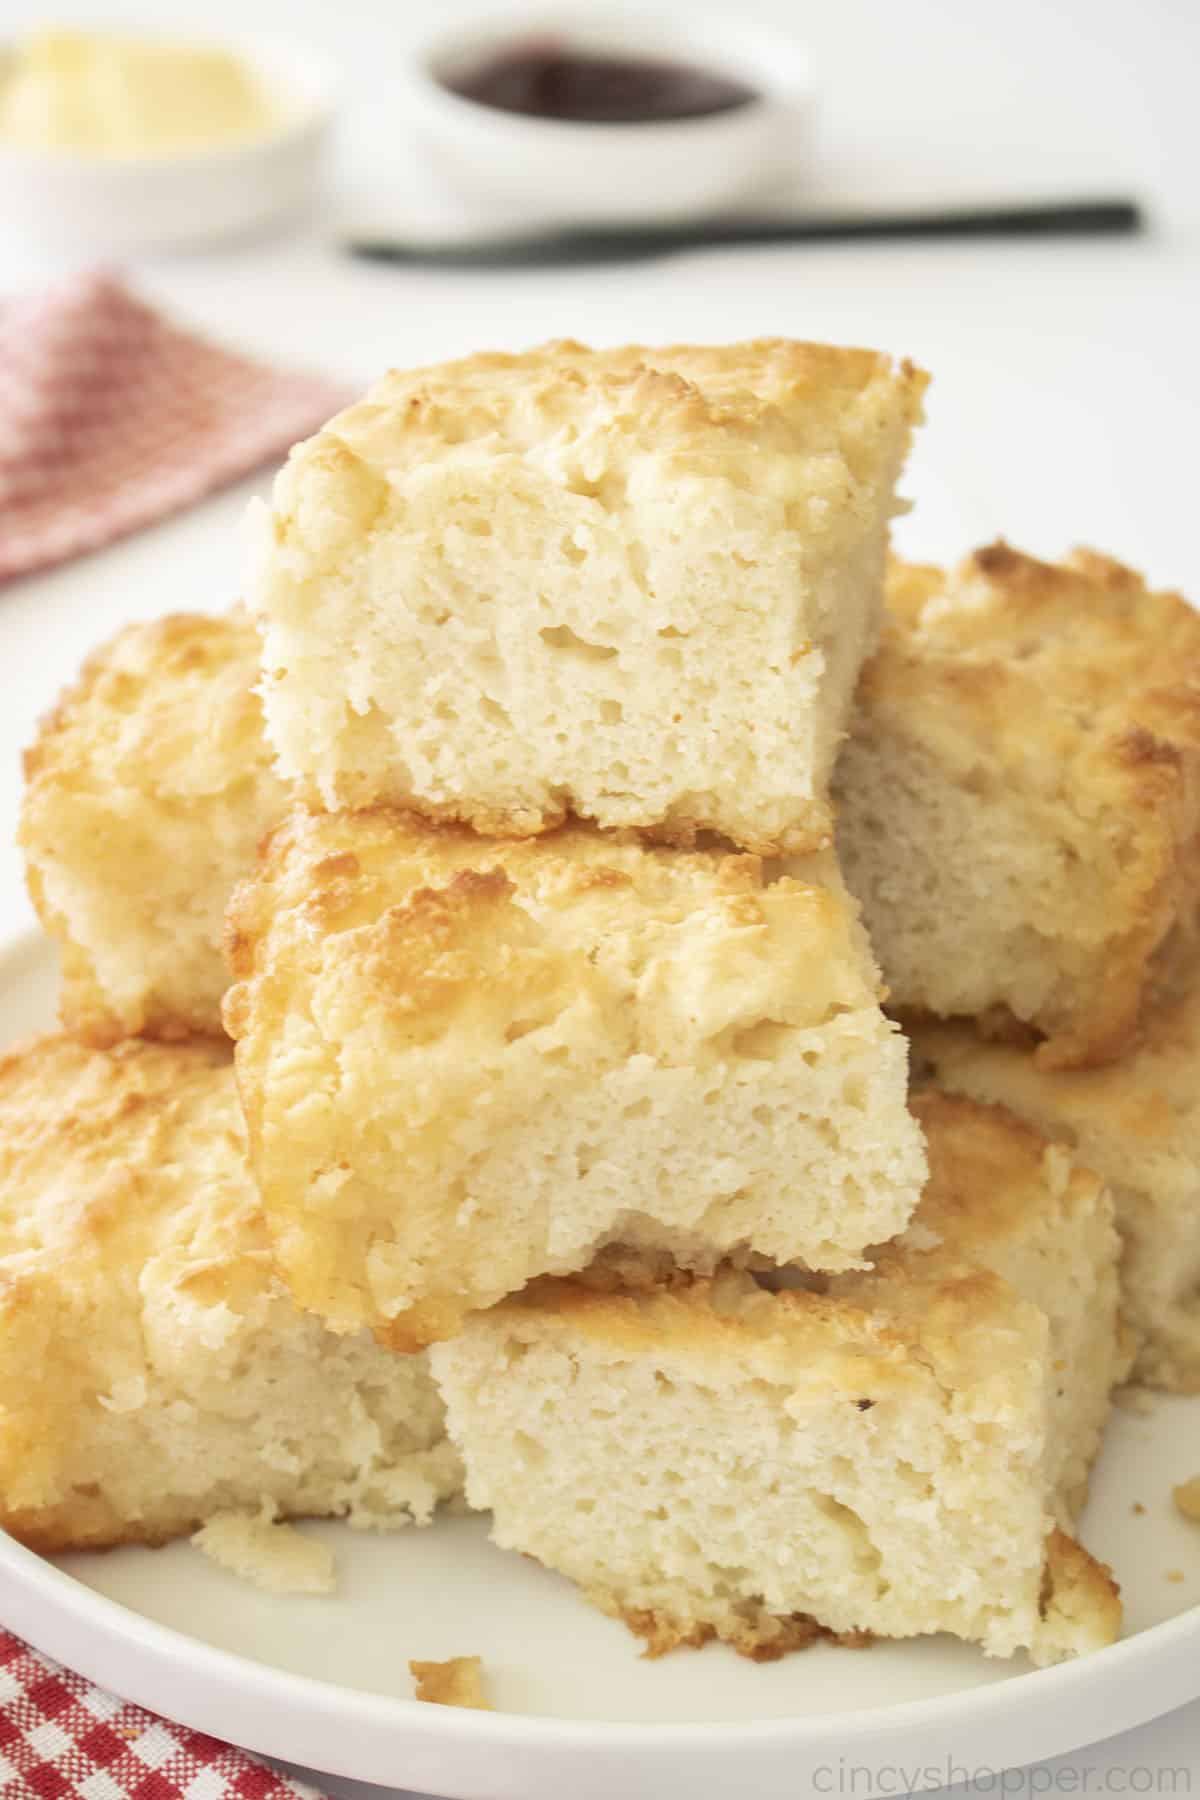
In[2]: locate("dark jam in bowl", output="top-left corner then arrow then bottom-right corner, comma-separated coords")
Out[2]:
441,42 -> 759,124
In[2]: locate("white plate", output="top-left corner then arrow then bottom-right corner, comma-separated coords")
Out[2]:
0,929 -> 1197,1799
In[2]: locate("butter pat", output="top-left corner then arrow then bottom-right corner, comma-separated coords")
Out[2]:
0,30 -> 281,156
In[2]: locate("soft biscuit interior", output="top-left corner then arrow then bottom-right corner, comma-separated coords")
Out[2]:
254,338 -> 927,853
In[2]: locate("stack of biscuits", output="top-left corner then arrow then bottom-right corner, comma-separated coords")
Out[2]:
7,338 -> 1200,1667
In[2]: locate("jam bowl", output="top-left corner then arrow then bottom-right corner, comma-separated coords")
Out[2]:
400,8 -> 816,226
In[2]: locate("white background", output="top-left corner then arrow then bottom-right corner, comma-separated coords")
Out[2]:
1,0 -> 1198,1792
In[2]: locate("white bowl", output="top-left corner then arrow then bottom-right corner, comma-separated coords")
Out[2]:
400,8 -> 816,226
0,34 -> 336,254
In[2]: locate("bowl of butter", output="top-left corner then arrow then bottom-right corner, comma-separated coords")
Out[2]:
0,28 -> 335,251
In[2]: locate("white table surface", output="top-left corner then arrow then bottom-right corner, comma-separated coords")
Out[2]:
2,0 -> 1198,1792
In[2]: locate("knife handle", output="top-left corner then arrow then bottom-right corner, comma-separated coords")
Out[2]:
347,198 -> 1145,268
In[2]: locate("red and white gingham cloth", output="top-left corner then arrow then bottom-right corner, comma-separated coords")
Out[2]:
0,271 -> 349,584
0,1629 -> 330,1799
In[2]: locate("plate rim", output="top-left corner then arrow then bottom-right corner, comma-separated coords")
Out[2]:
4,1525 -> 1200,1741
2,1527 -> 1199,1796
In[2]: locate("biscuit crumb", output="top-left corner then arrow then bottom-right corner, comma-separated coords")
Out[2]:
192,1508 -> 336,1595
410,1656 -> 491,1710
1132,1502 -> 1146,1516
1174,1477 -> 1200,1522
1165,1570 -> 1185,1584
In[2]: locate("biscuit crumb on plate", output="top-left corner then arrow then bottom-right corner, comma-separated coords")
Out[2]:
192,1507 -> 336,1595
1174,1477 -> 1200,1522
409,1656 -> 491,1710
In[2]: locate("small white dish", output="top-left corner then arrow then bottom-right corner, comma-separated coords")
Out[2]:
0,921 -> 1196,1796
399,8 -> 816,226
0,34 -> 336,254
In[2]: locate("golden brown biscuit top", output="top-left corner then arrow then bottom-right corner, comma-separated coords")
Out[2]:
265,338 -> 928,573
870,545 -> 1200,784
318,337 -> 925,463
0,1033 -> 265,1294
22,609 -> 277,805
224,806 -> 881,1060
487,1256 -> 1040,1406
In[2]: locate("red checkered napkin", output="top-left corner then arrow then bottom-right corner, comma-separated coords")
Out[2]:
0,271 -> 349,584
0,1629 -> 330,1799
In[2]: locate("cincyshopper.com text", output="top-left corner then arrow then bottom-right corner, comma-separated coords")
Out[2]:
812,1761 -> 1193,1795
